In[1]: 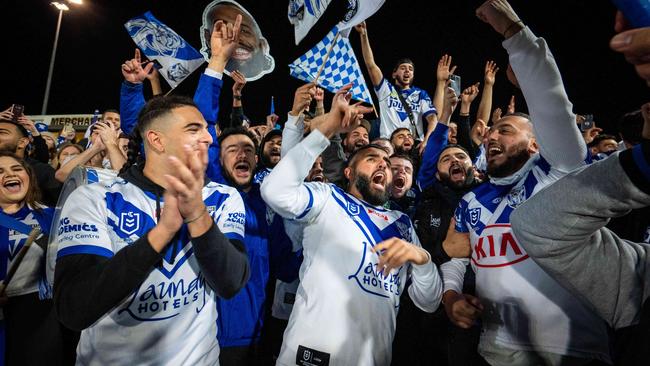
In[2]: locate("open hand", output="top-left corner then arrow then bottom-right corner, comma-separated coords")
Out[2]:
437,54 -> 457,82
484,60 -> 499,86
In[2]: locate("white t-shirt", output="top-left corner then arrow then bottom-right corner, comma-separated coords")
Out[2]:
56,178 -> 245,366
374,78 -> 436,139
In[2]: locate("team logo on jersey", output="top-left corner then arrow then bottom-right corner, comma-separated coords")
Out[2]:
471,224 -> 529,268
395,220 -> 412,242
430,216 -> 441,228
120,212 -> 140,235
469,208 -> 481,227
506,186 -> 526,208
346,201 -> 360,216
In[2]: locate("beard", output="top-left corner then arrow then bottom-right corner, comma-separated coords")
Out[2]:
221,164 -> 252,191
438,166 -> 475,190
261,152 -> 280,169
487,144 -> 531,178
354,173 -> 391,206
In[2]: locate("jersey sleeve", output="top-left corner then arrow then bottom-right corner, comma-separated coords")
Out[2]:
374,78 -> 393,101
214,188 -> 246,242
261,130 -> 332,223
419,90 -> 437,118
56,185 -> 114,259
454,199 -> 470,233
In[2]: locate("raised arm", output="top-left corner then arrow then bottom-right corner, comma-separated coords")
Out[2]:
120,49 -> 153,135
477,0 -> 586,171
457,83 -> 481,160
94,122 -> 126,172
282,83 -> 316,157
354,21 -> 383,87
476,60 -> 498,125
193,15 -> 243,184
54,135 -> 105,182
433,55 -> 457,114
262,86 -> 373,218
228,70 -> 246,129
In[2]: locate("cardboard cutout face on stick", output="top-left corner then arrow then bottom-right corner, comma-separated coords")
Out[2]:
200,0 -> 275,81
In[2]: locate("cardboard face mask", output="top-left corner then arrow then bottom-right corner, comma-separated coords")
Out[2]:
200,0 -> 275,81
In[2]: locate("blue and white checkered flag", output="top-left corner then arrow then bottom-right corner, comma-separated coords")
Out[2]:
289,26 -> 373,105
125,11 -> 204,89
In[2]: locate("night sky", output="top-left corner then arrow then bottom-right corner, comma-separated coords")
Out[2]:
2,0 -> 648,134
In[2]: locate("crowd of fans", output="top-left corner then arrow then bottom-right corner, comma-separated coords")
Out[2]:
1,0 -> 650,365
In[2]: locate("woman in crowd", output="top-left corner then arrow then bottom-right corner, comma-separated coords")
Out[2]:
0,152 -> 65,364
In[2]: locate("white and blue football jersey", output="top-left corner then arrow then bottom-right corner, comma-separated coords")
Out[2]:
374,78 -> 436,139
454,154 -> 610,360
276,183 -> 439,366
56,178 -> 245,365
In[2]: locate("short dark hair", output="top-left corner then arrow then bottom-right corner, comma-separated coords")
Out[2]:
392,58 -> 415,73
589,134 -> 618,148
389,152 -> 414,167
218,127 -> 259,151
390,128 -> 411,142
102,109 -> 120,116
0,121 -> 29,138
120,95 -> 197,175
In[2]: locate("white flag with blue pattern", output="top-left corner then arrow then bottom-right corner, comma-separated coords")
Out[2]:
125,11 -> 204,89
289,26 -> 373,104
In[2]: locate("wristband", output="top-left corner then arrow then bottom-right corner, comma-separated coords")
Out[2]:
233,95 -> 242,100
184,209 -> 207,224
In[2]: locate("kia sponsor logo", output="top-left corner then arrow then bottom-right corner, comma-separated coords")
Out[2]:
471,224 -> 529,268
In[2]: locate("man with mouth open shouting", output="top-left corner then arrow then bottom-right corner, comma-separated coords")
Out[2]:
200,0 -> 275,81
441,1 -> 611,365
262,86 -> 442,366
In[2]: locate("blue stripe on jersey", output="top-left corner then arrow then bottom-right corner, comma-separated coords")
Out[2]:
57,245 -> 114,259
296,185 -> 314,220
225,231 -> 244,242
330,190 -> 377,246
331,186 -> 412,244
105,192 -> 157,241
157,247 -> 194,279
633,144 -> 650,181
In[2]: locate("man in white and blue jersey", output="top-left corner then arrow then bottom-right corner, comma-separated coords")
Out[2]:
441,1 -> 611,365
261,89 -> 442,366
53,93 -> 251,365
355,22 -> 438,141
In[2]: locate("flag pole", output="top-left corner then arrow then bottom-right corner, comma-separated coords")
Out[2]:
313,31 -> 341,84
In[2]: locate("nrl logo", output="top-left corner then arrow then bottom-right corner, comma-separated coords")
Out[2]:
120,212 -> 140,235
347,201 -> 360,216
469,208 -> 481,227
